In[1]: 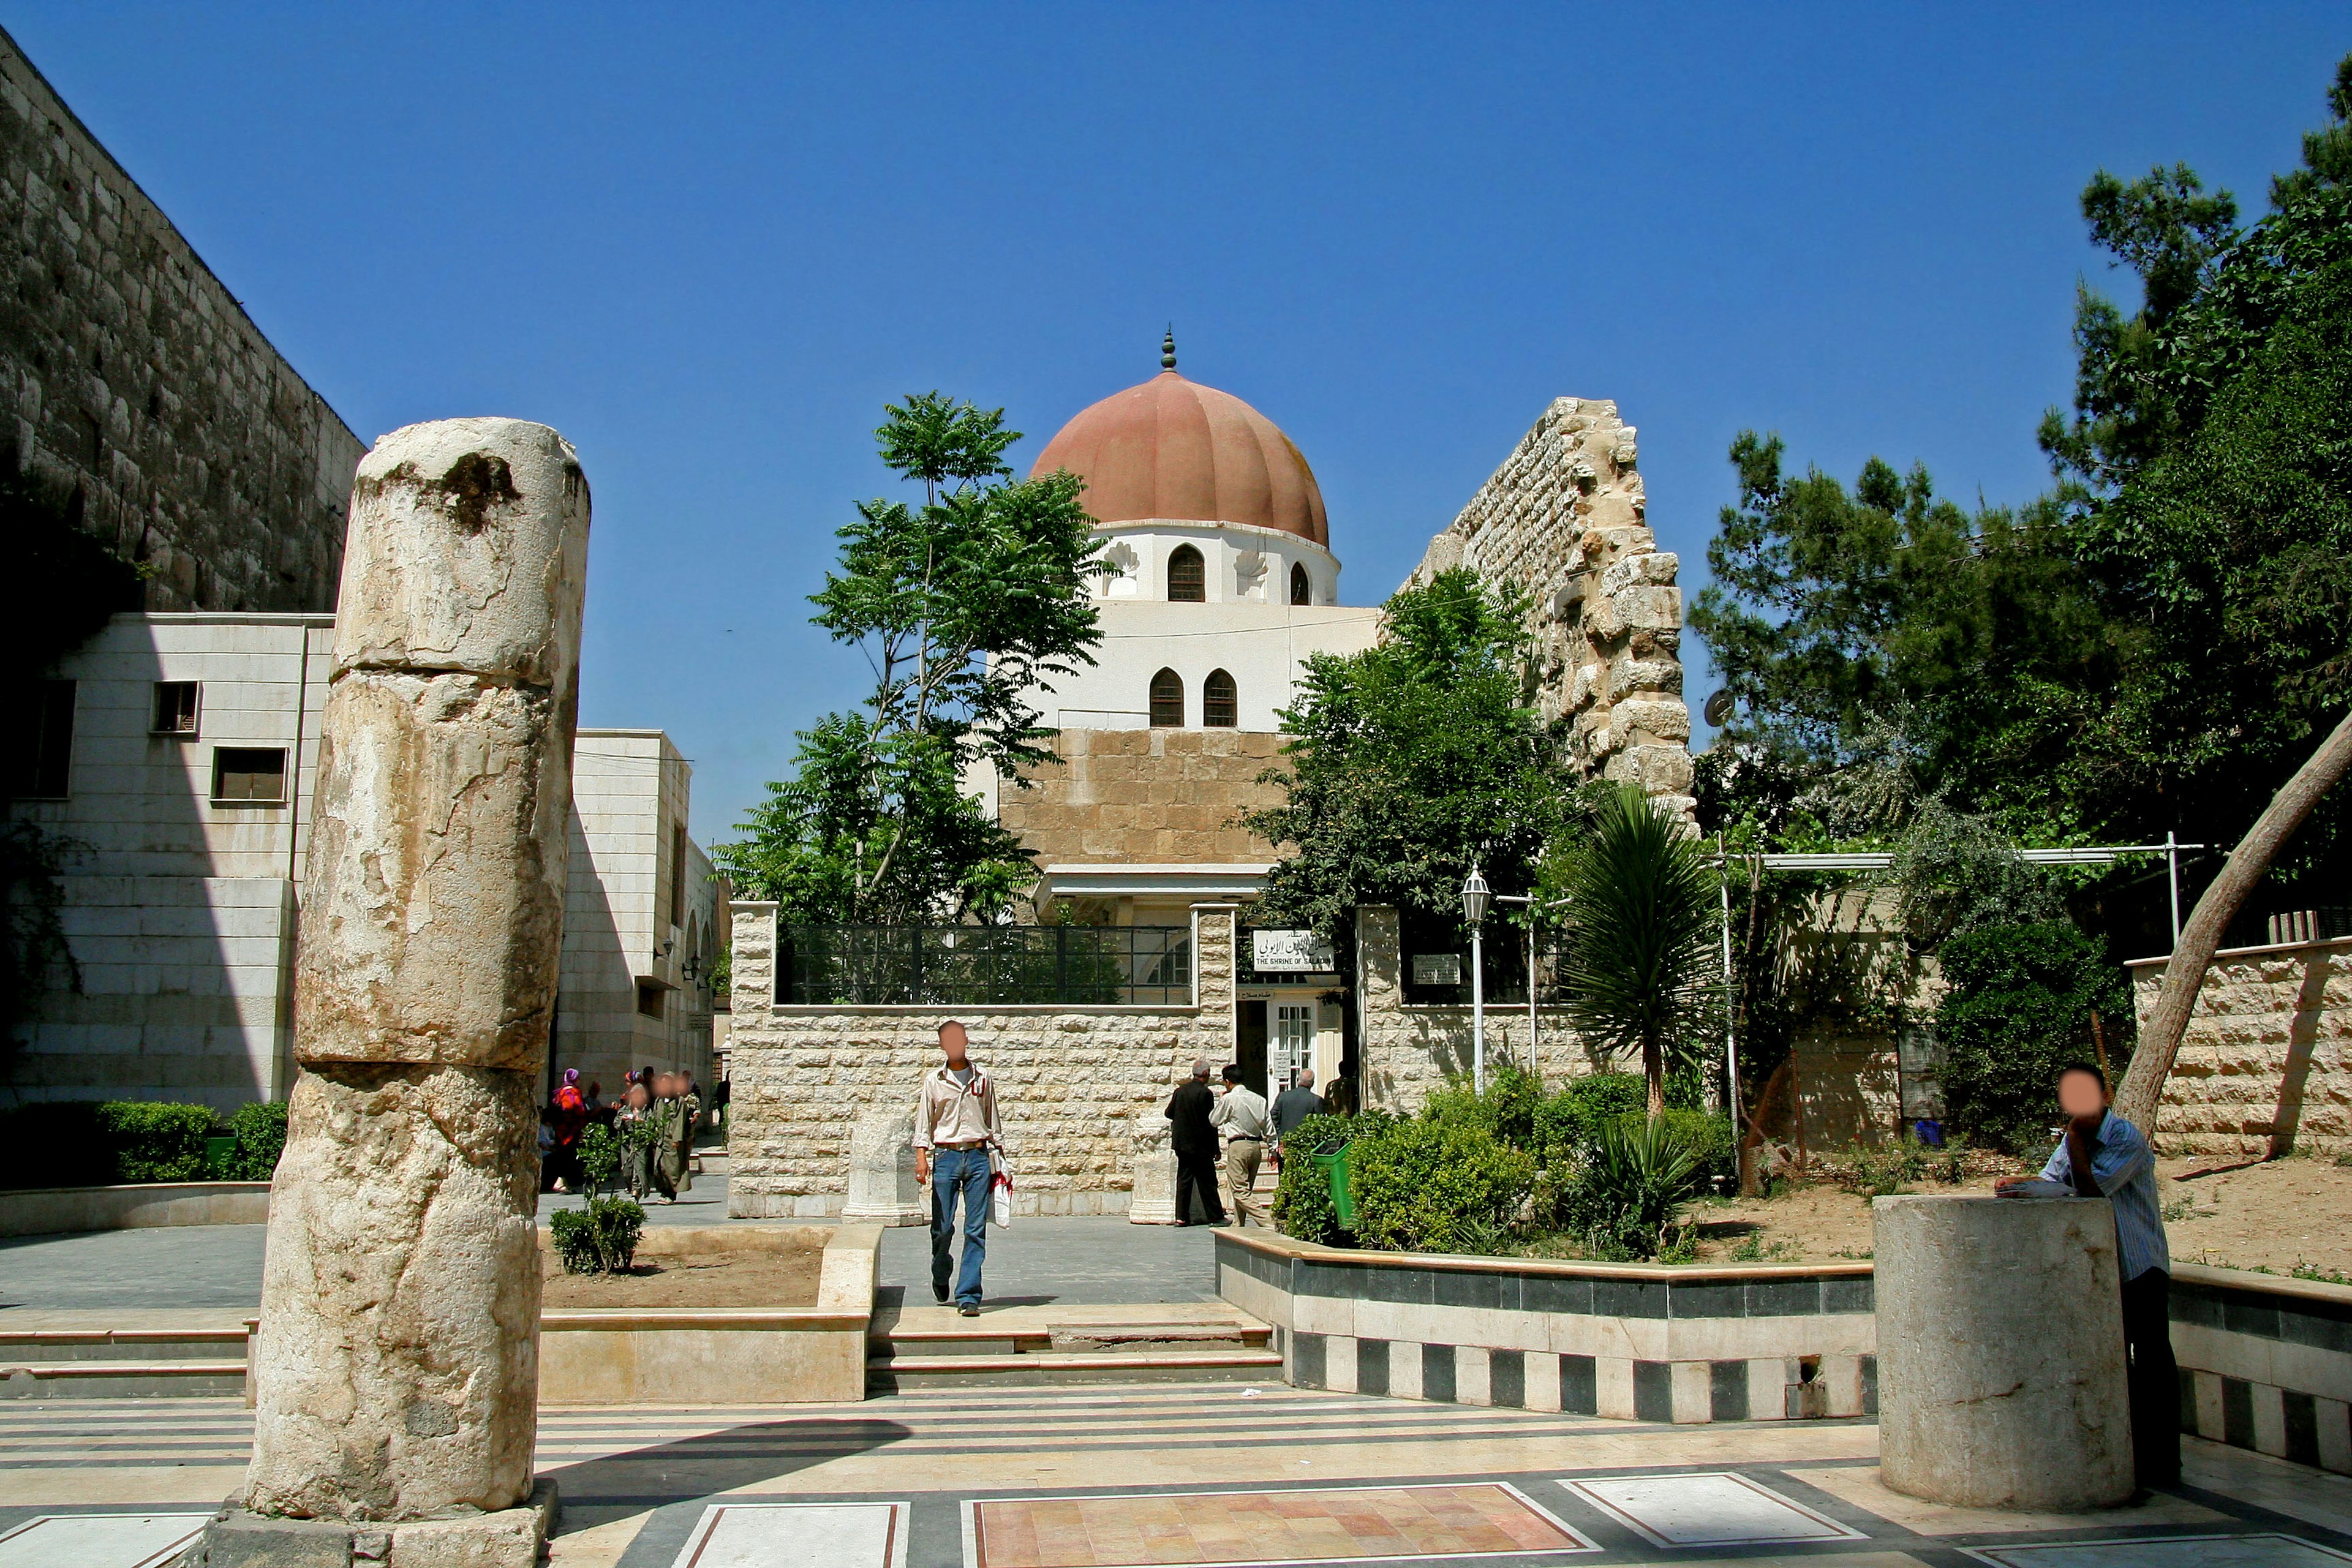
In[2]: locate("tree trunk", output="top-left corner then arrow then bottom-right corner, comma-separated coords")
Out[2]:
2113,709 -> 2352,1132
1643,1035 -> 1665,1120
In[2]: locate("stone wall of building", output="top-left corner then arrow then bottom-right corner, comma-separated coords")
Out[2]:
1403,398 -> 1694,818
724,902 -> 1240,1217
0,26 -> 362,612
1352,905 -> 1594,1115
2133,937 -> 2351,1158
998,728 -> 1287,865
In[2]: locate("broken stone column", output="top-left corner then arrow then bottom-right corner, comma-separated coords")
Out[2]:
218,420 -> 589,1565
840,1104 -> 925,1225
1875,1194 -> 2135,1510
1127,1109 -> 1179,1224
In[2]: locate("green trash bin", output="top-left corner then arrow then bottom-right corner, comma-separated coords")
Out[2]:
1308,1137 -> 1354,1228
204,1135 -> 236,1178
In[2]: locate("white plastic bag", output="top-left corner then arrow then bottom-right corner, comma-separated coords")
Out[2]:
990,1166 -> 1014,1229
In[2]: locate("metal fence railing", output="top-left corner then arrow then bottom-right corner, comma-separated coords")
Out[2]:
776,924 -> 1194,1008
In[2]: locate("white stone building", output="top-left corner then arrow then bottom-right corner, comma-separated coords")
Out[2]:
4,613 -> 721,1110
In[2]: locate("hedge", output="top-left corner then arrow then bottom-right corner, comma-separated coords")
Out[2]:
0,1098 -> 289,1189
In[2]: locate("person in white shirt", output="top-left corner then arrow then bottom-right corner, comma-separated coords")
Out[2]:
912,1020 -> 1001,1316
1211,1064 -> 1272,1218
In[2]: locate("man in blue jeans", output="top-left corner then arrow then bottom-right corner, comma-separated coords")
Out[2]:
912,1020 -> 1003,1316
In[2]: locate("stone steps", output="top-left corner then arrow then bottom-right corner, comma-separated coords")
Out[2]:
865,1307 -> 1278,1391
0,1322 -> 251,1399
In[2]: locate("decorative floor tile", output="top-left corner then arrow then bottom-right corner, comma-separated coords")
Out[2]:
0,1512 -> 209,1568
967,1482 -> 1594,1566
1561,1472 -> 1866,1549
671,1501 -> 910,1568
1963,1534 -> 2352,1567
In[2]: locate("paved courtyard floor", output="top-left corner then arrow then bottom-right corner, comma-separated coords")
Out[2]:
4,1385 -> 2350,1568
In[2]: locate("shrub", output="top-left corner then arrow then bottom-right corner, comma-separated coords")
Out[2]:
1555,1114 -> 1702,1260
548,1195 -> 646,1275
1271,1112 -> 1366,1245
1655,1108 -> 1736,1193
226,1101 -> 287,1182
1349,1116 -> 1536,1255
94,1101 -> 216,1183
0,1101 -> 111,1188
1530,1072 -> 1646,1164
1845,1133 -> 1931,1196
1936,921 -> 2129,1150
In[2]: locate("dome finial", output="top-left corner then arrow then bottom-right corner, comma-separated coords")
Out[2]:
1161,326 -> 1177,372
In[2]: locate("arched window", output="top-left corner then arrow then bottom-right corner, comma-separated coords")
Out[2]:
1290,562 -> 1312,606
1149,668 -> 1184,727
1167,545 -> 1205,602
1203,669 -> 1238,728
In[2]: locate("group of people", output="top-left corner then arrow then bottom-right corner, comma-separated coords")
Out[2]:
1166,1060 -> 1329,1227
539,1066 -> 706,1204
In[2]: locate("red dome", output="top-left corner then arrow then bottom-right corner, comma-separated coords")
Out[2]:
1030,369 -> 1328,547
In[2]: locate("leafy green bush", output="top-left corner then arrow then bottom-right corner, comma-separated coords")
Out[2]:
1845,1133 -> 1931,1196
1349,1116 -> 1536,1255
1654,1108 -> 1736,1193
94,1102 -> 216,1183
1555,1115 -> 1702,1260
1270,1111 -> 1368,1245
548,1195 -> 646,1275
225,1101 -> 287,1182
1422,1066 -> 1545,1150
1936,921 -> 2129,1150
1530,1072 -> 1646,1164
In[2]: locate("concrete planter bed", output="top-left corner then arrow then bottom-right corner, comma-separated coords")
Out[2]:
1216,1229 -> 2352,1474
535,1224 -> 880,1404
0,1180 -> 271,1238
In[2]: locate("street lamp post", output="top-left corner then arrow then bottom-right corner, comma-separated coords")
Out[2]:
1462,866 -> 1491,1091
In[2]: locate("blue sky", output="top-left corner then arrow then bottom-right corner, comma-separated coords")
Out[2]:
13,4 -> 2346,840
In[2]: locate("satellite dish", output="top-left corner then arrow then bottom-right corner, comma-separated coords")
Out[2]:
1703,689 -> 1736,727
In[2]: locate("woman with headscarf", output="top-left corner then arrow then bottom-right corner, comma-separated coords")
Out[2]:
548,1069 -> 589,1193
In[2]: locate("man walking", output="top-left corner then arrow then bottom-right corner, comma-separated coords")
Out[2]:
914,1020 -> 1001,1316
1271,1067 -> 1329,1149
1211,1063 -> 1272,1219
1166,1058 -> 1226,1226
1997,1061 -> 2178,1489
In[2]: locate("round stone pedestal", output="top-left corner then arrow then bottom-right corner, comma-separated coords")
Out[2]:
1874,1194 -> 2135,1510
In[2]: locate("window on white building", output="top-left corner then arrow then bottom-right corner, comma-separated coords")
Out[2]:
15,680 -> 75,798
211,747 -> 286,804
1290,562 -> 1311,605
1204,669 -> 1237,728
1149,668 -> 1184,727
152,681 -> 201,735
1167,545 -> 1204,602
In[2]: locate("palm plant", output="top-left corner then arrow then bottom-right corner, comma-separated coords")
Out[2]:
1553,783 -> 1721,1118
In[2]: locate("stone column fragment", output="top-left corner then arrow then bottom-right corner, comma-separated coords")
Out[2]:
239,419 -> 589,1540
1874,1194 -> 2135,1510
840,1105 -> 927,1226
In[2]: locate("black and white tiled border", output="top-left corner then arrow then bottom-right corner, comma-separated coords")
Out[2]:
2173,1268 -> 2352,1474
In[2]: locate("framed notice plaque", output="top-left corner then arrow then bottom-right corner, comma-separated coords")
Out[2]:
1410,953 -> 1463,987
1252,929 -> 1336,973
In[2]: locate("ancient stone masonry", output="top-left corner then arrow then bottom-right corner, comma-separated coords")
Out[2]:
1352,905 -> 1589,1115
726,903 -> 1238,1217
226,419 -> 587,1564
2133,935 -> 2350,1158
999,728 -> 1289,864
0,26 -> 361,611
1404,398 -> 1694,820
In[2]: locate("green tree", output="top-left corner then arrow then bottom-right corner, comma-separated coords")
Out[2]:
1243,570 -> 1577,940
1550,783 -> 1721,1118
713,394 -> 1106,925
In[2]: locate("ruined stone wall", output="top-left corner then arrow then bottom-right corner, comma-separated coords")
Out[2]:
2133,937 -> 2351,1158
0,26 -> 362,612
998,727 -> 1287,864
725,902 -> 1240,1216
1404,398 -> 1693,818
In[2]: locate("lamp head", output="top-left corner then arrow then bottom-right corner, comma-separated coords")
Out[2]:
1461,865 -> 1491,927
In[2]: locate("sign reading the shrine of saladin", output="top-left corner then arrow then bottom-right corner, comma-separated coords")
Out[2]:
1411,953 -> 1463,986
1253,930 -> 1336,973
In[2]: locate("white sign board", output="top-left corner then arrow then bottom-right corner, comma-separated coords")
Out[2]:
1410,952 -> 1463,987
1252,929 -> 1336,973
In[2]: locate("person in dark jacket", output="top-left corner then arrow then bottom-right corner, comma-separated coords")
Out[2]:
1165,1057 -> 1227,1226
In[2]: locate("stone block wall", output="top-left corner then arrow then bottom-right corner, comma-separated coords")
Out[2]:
2133,937 -> 2350,1158
1403,398 -> 1694,819
723,902 -> 1240,1217
1353,905 -> 1594,1114
0,26 -> 362,612
998,727 -> 1287,864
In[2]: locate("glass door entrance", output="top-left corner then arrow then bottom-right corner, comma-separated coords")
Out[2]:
1272,1001 -> 1314,1102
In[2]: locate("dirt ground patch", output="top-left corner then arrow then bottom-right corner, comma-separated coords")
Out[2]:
540,1245 -> 824,1310
1681,1153 -> 2352,1278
